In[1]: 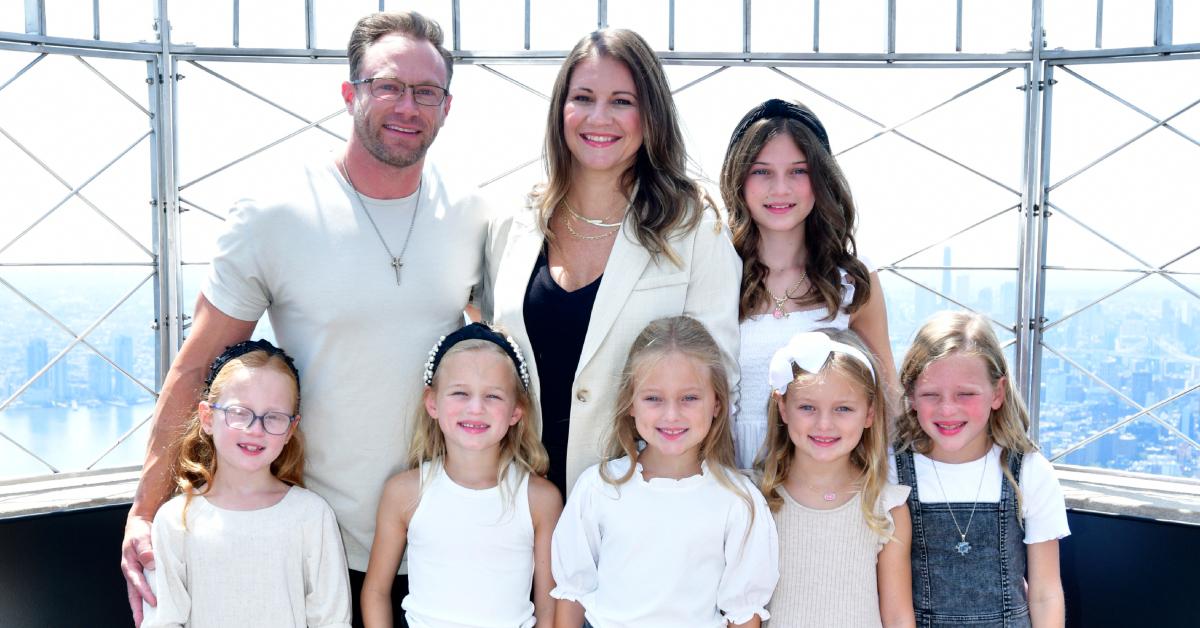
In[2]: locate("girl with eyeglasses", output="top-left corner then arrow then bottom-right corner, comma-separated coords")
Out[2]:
141,339 -> 351,628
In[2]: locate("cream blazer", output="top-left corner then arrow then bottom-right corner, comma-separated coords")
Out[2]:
482,204 -> 742,493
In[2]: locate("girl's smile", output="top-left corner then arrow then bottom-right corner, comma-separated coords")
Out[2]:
631,351 -> 719,465
425,349 -> 523,454
780,368 -> 873,464
200,368 -> 297,479
911,352 -> 1005,463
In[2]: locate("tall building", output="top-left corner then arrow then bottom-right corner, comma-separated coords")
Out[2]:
88,354 -> 113,401
113,335 -> 137,402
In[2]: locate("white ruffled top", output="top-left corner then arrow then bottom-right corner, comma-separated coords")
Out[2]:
550,457 -> 779,627
734,264 -> 863,469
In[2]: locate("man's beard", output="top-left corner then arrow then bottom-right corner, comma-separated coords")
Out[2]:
353,109 -> 437,169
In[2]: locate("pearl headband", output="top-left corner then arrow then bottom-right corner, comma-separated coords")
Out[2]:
423,322 -> 531,390
768,331 -> 876,393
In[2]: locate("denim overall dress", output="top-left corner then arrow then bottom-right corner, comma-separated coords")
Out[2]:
897,451 -> 1030,627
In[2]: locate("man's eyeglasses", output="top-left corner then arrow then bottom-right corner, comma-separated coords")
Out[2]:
350,77 -> 448,106
210,404 -> 296,435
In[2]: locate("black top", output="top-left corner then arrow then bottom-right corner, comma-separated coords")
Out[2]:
523,249 -> 602,497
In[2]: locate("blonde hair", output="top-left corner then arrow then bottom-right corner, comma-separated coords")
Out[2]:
895,310 -> 1037,515
755,329 -> 893,538
409,338 -> 547,499
599,316 -> 754,519
175,350 -> 306,528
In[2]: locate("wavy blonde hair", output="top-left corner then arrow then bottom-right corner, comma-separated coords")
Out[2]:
174,350 -> 305,528
894,311 -> 1037,515
720,102 -> 870,322
409,338 -> 547,503
533,28 -> 710,267
755,329 -> 893,538
599,316 -> 755,521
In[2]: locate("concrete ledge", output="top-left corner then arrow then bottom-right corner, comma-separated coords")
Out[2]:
0,466 -> 139,519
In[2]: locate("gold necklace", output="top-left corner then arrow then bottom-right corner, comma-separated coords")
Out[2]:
561,210 -> 619,240
564,198 -> 625,228
767,273 -> 808,319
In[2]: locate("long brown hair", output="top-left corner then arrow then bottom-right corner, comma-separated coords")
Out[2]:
894,311 -> 1037,515
409,338 -> 547,504
174,349 -> 306,528
756,329 -> 893,538
534,28 -> 709,266
599,316 -> 754,519
720,102 -> 871,321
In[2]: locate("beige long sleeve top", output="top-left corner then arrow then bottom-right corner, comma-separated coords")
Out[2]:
142,487 -> 351,628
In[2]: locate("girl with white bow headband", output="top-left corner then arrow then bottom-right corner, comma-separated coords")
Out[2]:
756,329 -> 915,628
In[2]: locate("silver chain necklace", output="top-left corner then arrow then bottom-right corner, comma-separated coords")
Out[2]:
340,159 -> 420,286
930,453 -> 988,556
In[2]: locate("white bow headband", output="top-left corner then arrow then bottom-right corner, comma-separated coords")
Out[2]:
768,331 -> 877,393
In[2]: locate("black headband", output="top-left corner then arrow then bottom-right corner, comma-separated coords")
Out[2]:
727,98 -> 832,156
205,339 -> 300,396
423,323 -> 530,389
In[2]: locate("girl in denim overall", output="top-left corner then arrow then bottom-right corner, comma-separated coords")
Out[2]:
756,330 -> 914,627
893,312 -> 1069,627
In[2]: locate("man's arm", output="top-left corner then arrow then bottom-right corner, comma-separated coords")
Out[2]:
121,295 -> 256,626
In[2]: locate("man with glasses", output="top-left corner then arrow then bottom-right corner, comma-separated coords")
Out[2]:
121,11 -> 487,627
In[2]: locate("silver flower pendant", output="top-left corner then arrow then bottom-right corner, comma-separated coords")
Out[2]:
955,540 -> 972,556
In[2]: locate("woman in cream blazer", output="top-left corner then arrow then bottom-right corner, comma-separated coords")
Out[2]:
481,29 -> 741,496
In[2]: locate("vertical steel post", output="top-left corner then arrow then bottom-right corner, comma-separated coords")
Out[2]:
305,0 -> 316,50
813,0 -> 820,52
92,0 -> 100,40
24,0 -> 45,36
956,0 -> 963,51
1095,0 -> 1103,48
887,0 -> 896,55
152,0 -> 182,373
1154,0 -> 1173,47
1016,0 -> 1048,437
1029,63 -> 1056,444
524,0 -> 531,50
598,0 -> 607,29
233,0 -> 240,47
743,0 -> 751,55
452,0 -> 461,50
669,0 -> 675,51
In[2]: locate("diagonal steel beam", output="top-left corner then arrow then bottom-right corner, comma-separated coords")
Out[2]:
671,66 -> 728,95
1059,65 -> 1199,149
1043,345 -> 1200,461
0,129 -> 152,257
770,67 -> 1020,195
85,411 -> 156,470
0,271 -> 158,413
178,108 -> 344,190
1048,94 -> 1200,192
840,67 -> 1016,155
185,60 -> 345,141
479,155 -> 541,188
881,267 -> 1013,332
179,196 -> 226,221
0,52 -> 46,94
76,56 -> 151,117
476,64 -> 549,100
890,203 -> 1019,266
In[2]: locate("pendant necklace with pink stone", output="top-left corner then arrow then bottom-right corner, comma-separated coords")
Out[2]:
768,273 -> 808,319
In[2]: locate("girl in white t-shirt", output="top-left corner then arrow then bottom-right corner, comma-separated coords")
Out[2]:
143,339 -> 351,628
362,323 -> 562,628
756,330 -> 914,627
892,311 -> 1069,628
551,316 -> 778,628
719,98 -> 898,468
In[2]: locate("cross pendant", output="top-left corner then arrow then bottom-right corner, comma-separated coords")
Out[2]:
391,257 -> 403,285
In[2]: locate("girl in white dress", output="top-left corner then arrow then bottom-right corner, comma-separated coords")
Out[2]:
362,323 -> 562,628
143,340 -> 351,628
756,330 -> 913,627
551,316 -> 778,628
720,98 -> 898,468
